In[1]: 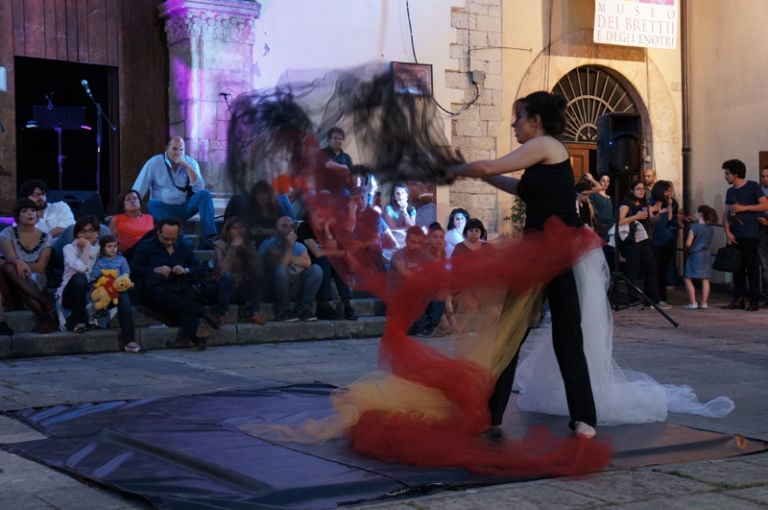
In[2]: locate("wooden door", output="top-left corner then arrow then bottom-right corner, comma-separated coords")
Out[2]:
565,143 -> 596,181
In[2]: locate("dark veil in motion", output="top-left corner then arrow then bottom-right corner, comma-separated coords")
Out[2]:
225,61 -> 461,196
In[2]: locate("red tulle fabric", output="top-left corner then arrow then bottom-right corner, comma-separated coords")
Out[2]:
334,219 -> 612,477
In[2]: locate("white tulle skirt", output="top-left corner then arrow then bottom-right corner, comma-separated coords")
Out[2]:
515,248 -> 735,425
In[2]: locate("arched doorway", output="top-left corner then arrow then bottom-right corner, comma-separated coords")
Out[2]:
552,66 -> 642,183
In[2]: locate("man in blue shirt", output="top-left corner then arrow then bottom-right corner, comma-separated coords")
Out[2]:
133,137 -> 217,249
259,216 -> 322,322
722,159 -> 768,311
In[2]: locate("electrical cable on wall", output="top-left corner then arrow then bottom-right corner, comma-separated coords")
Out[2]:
404,0 -> 479,117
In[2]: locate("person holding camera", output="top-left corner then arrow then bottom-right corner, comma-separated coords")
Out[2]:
132,136 -> 217,249
130,217 -> 219,349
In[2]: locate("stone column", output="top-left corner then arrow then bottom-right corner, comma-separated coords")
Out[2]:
159,0 -> 262,193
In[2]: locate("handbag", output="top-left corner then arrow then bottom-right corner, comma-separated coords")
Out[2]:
712,245 -> 742,272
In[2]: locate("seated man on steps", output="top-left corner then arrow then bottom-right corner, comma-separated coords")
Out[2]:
132,136 -> 217,249
259,216 -> 322,322
130,217 -> 219,349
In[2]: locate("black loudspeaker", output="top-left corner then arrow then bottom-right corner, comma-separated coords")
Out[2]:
596,113 -> 642,175
47,190 -> 103,220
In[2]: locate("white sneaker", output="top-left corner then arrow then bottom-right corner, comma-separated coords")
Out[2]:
655,301 -> 672,310
682,303 -> 698,310
699,303 -> 708,309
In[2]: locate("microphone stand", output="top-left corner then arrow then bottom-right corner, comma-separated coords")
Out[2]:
82,86 -> 117,194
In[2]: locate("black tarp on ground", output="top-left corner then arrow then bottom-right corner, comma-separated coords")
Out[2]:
2,383 -> 766,510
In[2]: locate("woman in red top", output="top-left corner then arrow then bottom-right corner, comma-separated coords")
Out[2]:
109,190 -> 155,260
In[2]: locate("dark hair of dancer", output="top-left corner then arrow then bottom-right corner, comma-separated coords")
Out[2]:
513,91 -> 567,136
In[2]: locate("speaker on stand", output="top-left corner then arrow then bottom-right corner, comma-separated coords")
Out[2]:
597,112 -> 677,327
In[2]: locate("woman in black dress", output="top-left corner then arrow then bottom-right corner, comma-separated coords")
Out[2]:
452,91 -> 597,439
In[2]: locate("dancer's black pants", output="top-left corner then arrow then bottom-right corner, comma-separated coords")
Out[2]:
488,268 -> 597,429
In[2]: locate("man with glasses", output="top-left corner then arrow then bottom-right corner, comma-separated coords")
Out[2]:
132,137 -> 217,249
19,179 -> 74,241
131,217 -> 219,349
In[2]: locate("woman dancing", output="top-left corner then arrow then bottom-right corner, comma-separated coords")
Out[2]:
452,90 -> 598,439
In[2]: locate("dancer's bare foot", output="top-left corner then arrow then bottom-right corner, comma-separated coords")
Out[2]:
574,421 -> 596,439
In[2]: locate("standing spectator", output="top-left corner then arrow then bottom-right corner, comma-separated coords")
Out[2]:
683,205 -> 718,309
213,216 -> 266,326
722,158 -> 768,311
758,166 -> 768,306
391,226 -> 444,337
618,181 -> 665,308
590,174 -> 615,240
383,182 -> 416,247
575,178 -> 597,229
319,127 -> 354,193
444,208 -> 469,258
259,216 -> 322,322
132,136 -> 217,249
108,190 -> 155,261
649,180 -> 680,307
90,235 -> 139,352
643,168 -> 657,201
0,198 -> 58,333
131,217 -> 219,349
224,180 -> 293,248
56,215 -> 101,333
20,179 -> 74,242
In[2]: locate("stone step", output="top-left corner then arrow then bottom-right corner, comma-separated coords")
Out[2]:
4,298 -> 385,332
0,315 -> 387,360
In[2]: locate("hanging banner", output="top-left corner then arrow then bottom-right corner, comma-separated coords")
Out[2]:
594,0 -> 678,50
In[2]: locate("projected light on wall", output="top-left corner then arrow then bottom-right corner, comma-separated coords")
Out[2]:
392,62 -> 433,97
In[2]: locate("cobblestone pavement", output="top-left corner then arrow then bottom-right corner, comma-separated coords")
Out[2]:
0,289 -> 766,509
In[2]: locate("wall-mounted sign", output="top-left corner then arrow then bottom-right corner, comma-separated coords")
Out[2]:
594,0 -> 678,50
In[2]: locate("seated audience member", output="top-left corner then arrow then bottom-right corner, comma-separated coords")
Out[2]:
452,217 -> 492,257
131,217 -> 219,350
337,186 -> 392,277
20,179 -> 75,242
90,235 -> 139,352
259,216 -> 322,322
224,180 -> 294,247
444,208 -> 469,258
391,226 -> 445,337
452,218 -> 494,313
213,216 -> 266,326
0,198 -> 58,333
132,136 -> 217,249
297,203 -> 357,321
56,216 -> 101,333
108,189 -> 155,261
383,182 -> 416,247
0,301 -> 12,336
426,222 -> 456,333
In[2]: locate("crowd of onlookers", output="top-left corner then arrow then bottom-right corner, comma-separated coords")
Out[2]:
3,130 -> 766,353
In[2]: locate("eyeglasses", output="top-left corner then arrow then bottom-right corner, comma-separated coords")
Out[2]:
80,228 -> 98,234
31,191 -> 48,198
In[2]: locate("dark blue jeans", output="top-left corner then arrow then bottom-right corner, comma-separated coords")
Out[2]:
217,271 -> 264,316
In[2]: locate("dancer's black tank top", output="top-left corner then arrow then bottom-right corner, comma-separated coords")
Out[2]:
517,159 -> 580,230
